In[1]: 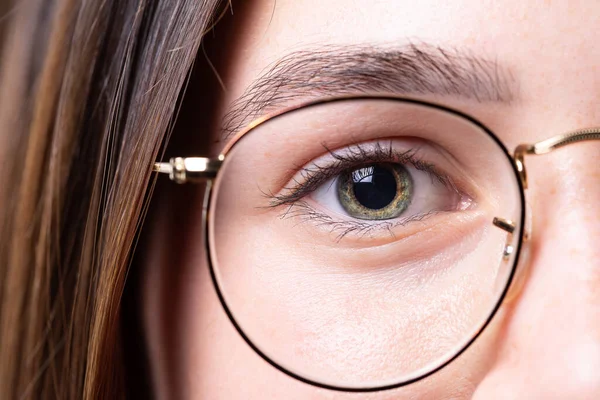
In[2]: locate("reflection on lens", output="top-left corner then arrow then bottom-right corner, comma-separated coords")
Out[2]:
338,163 -> 412,220
208,97 -> 524,391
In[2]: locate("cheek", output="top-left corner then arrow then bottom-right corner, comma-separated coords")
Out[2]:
211,214 -> 504,382
140,188 -> 509,399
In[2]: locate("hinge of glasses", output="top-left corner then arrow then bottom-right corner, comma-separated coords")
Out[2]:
153,156 -> 224,184
513,128 -> 600,189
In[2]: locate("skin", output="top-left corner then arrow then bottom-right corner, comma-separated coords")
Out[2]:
142,1 -> 600,398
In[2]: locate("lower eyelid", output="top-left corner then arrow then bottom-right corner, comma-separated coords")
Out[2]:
275,199 -> 485,247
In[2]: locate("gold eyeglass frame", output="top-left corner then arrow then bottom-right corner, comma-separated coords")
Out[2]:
153,94 -> 600,392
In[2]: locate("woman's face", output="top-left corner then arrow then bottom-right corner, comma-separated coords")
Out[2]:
142,1 -> 600,398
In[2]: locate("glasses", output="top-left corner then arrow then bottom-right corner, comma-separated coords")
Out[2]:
154,95 -> 600,392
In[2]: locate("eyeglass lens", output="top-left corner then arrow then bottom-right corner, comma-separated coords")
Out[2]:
207,98 -> 525,390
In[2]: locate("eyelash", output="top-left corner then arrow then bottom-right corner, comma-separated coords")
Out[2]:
264,141 -> 462,240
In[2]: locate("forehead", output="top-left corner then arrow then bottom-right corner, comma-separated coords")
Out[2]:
216,0 -> 600,144
228,1 -> 599,73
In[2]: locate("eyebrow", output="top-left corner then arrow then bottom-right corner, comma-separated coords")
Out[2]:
221,43 -> 517,138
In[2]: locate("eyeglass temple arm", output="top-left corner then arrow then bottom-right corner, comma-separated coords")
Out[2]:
154,129 -> 600,186
153,156 -> 224,184
514,128 -> 600,190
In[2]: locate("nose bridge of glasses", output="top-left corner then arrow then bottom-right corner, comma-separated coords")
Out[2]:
513,128 -> 600,189
502,199 -> 533,303
153,156 -> 224,184
492,217 -> 516,259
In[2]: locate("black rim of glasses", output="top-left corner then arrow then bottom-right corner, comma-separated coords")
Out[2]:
203,95 -> 527,392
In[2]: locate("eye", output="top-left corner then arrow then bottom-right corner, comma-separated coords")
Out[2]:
310,158 -> 465,224
267,140 -> 477,240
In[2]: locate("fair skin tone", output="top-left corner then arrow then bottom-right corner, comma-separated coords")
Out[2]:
143,1 -> 600,398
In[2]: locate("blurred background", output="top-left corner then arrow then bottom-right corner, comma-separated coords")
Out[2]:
0,0 -> 14,53
0,1 -> 12,53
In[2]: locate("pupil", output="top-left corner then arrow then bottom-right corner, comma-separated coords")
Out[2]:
351,165 -> 397,210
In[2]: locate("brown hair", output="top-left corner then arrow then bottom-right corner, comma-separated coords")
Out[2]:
0,0 -> 223,398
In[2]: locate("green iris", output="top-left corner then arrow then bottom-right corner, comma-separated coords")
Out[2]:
337,164 -> 413,220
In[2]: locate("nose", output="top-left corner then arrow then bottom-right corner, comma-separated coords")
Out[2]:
472,145 -> 600,399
